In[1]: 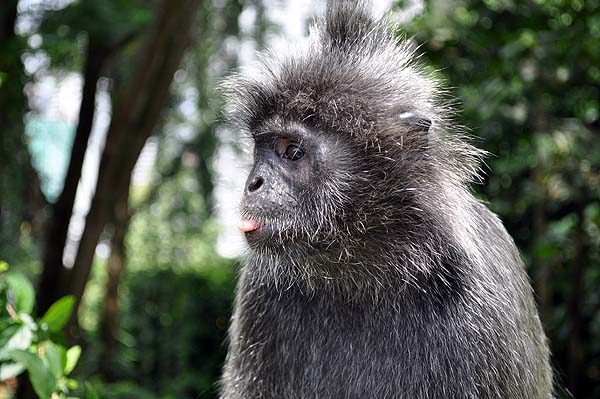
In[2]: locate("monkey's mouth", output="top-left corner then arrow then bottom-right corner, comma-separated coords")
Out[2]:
238,217 -> 261,233
238,211 -> 302,245
238,217 -> 278,247
238,216 -> 282,245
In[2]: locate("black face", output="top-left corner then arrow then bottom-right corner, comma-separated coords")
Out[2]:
239,120 -> 356,249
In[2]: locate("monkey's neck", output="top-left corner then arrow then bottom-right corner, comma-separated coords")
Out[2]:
246,227 -> 470,304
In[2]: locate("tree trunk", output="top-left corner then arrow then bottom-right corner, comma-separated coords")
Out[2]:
98,181 -> 131,381
2,5 -> 39,399
36,39 -> 107,316
0,0 -> 17,42
0,0 -> 24,258
63,0 -> 203,333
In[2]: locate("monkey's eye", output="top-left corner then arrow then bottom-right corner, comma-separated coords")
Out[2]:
274,138 -> 305,161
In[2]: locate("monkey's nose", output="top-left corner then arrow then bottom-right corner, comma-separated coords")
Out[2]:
247,176 -> 264,193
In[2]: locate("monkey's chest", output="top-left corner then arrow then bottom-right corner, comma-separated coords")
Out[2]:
234,292 -> 439,398
229,278 -> 526,399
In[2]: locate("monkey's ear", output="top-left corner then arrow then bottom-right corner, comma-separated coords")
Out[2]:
399,112 -> 432,133
399,112 -> 431,150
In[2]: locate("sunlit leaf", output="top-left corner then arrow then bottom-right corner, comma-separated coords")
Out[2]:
6,273 -> 35,313
0,362 -> 25,380
64,345 -> 81,375
8,350 -> 56,399
40,296 -> 75,333
66,378 -> 78,389
0,261 -> 9,273
0,326 -> 33,359
18,312 -> 38,331
0,325 -> 20,353
42,341 -> 63,378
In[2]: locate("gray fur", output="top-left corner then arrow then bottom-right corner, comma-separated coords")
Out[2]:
219,1 -> 553,398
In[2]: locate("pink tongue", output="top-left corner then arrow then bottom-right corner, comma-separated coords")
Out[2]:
239,218 -> 261,233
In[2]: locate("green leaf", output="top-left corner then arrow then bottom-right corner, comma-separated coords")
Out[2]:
18,312 -> 38,331
0,325 -> 19,351
6,273 -> 35,313
64,345 -> 81,375
0,325 -> 33,359
85,382 -> 101,399
66,378 -> 78,389
42,341 -> 63,378
8,349 -> 56,399
40,296 -> 75,332
0,260 -> 9,273
0,362 -> 25,380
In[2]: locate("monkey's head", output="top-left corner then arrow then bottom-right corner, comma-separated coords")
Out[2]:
223,1 -> 483,288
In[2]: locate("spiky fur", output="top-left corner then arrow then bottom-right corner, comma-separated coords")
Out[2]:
219,1 -> 553,398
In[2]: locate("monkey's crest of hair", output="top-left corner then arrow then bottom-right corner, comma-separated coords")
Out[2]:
222,0 -> 486,188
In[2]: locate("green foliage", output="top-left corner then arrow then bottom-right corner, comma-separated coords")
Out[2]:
127,175 -> 223,274
89,264 -> 236,399
39,0 -> 154,71
40,296 -> 75,334
9,350 -> 55,399
0,264 -> 82,398
5,273 -> 35,314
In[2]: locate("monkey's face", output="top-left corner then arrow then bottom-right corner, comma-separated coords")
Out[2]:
239,119 -> 358,253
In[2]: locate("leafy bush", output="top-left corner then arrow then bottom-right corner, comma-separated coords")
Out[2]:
96,265 -> 236,399
0,261 -> 82,399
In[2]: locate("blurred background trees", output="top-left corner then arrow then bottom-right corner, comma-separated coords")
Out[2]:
0,0 -> 598,398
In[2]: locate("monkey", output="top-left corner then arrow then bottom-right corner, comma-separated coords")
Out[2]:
219,1 -> 553,398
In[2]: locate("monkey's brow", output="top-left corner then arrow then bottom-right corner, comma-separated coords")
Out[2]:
253,129 -> 306,142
